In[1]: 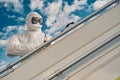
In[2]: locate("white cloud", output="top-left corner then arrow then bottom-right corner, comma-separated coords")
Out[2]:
93,0 -> 111,10
3,25 -> 17,32
7,15 -> 16,18
16,17 -> 25,21
45,1 -> 62,15
45,0 -> 62,26
0,0 -> 23,13
0,61 -> 6,66
1,25 -> 27,40
4,14 -> 25,22
0,61 -> 8,71
29,0 -> 88,35
46,13 -> 80,35
29,0 -> 44,10
0,32 -> 3,35
64,0 -> 87,13
44,0 -> 86,35
3,25 -> 26,33
0,39 -> 8,48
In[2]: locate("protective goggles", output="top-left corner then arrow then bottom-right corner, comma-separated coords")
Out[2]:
31,17 -> 42,24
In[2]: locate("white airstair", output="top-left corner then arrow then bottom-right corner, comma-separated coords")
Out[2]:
0,0 -> 120,80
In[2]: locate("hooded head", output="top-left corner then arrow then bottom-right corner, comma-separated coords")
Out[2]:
26,12 -> 42,31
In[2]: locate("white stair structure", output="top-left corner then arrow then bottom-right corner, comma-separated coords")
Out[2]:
0,0 -> 120,80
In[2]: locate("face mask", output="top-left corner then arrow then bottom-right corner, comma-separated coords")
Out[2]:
27,22 -> 42,31
31,17 -> 42,25
30,23 -> 42,31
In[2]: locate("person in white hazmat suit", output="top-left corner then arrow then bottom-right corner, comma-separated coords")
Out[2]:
6,12 -> 51,57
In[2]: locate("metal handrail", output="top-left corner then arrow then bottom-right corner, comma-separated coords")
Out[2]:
0,0 -> 119,78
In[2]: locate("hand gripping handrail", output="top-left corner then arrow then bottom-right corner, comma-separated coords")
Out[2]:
0,0 -> 119,78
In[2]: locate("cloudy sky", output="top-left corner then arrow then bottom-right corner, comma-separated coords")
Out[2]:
0,0 -> 111,69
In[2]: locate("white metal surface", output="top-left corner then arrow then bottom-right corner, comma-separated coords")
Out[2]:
66,43 -> 120,80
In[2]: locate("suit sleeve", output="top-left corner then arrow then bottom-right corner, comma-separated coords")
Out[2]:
6,35 -> 37,56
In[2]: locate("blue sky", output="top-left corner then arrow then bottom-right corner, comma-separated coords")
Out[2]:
0,0 -> 111,69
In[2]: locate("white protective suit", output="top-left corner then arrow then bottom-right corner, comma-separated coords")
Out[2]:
6,12 -> 51,56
